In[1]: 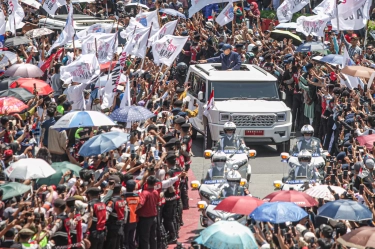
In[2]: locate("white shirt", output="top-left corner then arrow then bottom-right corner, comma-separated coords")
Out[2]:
66,83 -> 87,111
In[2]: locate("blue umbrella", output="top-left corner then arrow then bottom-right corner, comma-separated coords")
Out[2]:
296,42 -> 328,52
199,220 -> 257,249
249,202 -> 308,223
159,9 -> 186,19
109,106 -> 155,123
317,199 -> 373,221
319,54 -> 354,66
78,131 -> 130,157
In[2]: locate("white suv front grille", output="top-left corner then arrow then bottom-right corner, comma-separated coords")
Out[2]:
232,114 -> 276,127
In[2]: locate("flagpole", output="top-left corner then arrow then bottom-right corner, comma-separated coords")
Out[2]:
94,38 -> 98,58
72,31 -> 76,61
364,19 -> 370,48
13,17 -> 16,37
335,0 -> 339,33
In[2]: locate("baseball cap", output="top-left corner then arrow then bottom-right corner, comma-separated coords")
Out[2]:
3,149 -> 13,159
222,44 -> 232,50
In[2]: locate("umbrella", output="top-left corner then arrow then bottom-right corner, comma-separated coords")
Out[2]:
341,66 -> 375,78
0,182 -> 31,200
9,78 -> 53,95
0,88 -> 35,102
199,220 -> 258,249
270,30 -> 302,45
25,28 -> 54,39
52,111 -> 115,129
214,196 -> 264,215
159,9 -> 187,19
317,199 -> 373,221
79,131 -> 130,157
296,41 -> 328,52
110,106 -> 155,123
37,161 -> 82,186
4,36 -> 31,47
100,61 -> 117,71
356,134 -> 375,151
0,76 -> 21,91
125,3 -> 149,9
5,158 -> 56,180
318,54 -> 354,66
4,64 -> 44,78
249,202 -> 308,223
337,227 -> 375,249
0,51 -> 18,68
263,190 -> 318,207
304,185 -> 346,201
0,97 -> 28,114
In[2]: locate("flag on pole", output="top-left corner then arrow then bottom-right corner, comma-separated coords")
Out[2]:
276,0 -> 309,23
120,77 -> 131,108
216,0 -> 234,26
312,0 -> 336,18
148,20 -> 178,46
152,35 -> 188,67
331,0 -> 371,30
42,0 -> 67,15
0,10 -> 6,35
204,89 -> 214,116
7,0 -> 25,34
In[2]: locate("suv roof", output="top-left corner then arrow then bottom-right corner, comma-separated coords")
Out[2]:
190,63 -> 277,82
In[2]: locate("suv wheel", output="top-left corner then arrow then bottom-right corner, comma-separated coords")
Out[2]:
204,125 -> 213,149
276,140 -> 291,153
191,127 -> 198,140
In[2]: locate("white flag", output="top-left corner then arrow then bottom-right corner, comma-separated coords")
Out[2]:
120,18 -> 146,39
81,33 -> 118,64
76,23 -> 113,40
120,77 -> 131,108
152,35 -> 188,67
42,0 -> 67,15
60,54 -> 100,84
7,0 -> 25,34
48,3 -> 74,54
123,27 -> 151,58
216,1 -> 234,26
340,0 -> 368,18
101,75 -> 114,109
277,0 -> 310,23
341,47 -> 359,89
0,10 -> 6,35
134,10 -> 160,37
313,0 -> 335,18
331,0 -> 370,30
296,15 -> 330,37
203,89 -> 214,116
148,20 -> 177,47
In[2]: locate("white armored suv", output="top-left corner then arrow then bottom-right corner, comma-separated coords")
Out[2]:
185,63 -> 292,152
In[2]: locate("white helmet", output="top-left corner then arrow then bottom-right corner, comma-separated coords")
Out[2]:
224,122 -> 236,134
298,150 -> 312,163
212,152 -> 227,163
301,125 -> 314,135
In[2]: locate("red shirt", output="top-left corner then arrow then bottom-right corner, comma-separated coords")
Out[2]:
137,187 -> 159,217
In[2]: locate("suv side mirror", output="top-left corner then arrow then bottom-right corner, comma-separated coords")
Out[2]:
198,91 -> 204,101
280,91 -> 286,100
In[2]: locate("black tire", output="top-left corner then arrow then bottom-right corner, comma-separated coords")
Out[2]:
276,140 -> 291,153
204,124 -> 213,149
246,173 -> 251,183
191,127 -> 198,140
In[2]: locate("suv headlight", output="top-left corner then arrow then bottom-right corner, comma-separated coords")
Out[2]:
220,113 -> 230,122
276,112 -> 286,122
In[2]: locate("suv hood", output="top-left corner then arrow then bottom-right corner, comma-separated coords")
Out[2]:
214,100 -> 288,113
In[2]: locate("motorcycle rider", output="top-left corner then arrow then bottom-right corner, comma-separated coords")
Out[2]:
205,152 -> 227,180
289,150 -> 320,181
221,175 -> 245,198
293,125 -> 322,153
218,122 -> 245,150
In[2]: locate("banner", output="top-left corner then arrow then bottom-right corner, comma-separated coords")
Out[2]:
81,33 -> 117,64
148,20 -> 177,46
331,0 -> 371,30
276,0 -> 310,23
60,54 -> 100,84
312,0 -> 335,18
134,10 -> 160,37
340,0 -> 367,18
296,15 -> 330,37
216,0 -> 234,26
189,0 -> 241,18
152,35 -> 188,67
123,27 -> 151,58
42,0 -> 67,15
7,0 -> 25,34
76,23 -> 113,40
48,3 -> 74,54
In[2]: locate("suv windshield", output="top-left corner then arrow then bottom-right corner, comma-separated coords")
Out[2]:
211,81 -> 279,100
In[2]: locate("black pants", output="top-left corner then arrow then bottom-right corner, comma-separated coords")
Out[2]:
124,222 -> 137,249
89,230 -> 106,249
179,178 -> 189,210
137,216 -> 157,249
163,200 -> 177,239
105,224 -> 124,249
292,94 -> 304,131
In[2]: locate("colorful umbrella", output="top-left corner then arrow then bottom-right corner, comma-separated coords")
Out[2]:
296,41 -> 328,52
263,190 -> 318,207
4,63 -> 44,78
0,76 -> 21,91
304,185 -> 346,201
52,111 -> 115,129
37,161 -> 82,186
0,97 -> 28,114
0,182 -> 31,200
100,61 -> 117,71
270,30 -> 302,45
249,202 -> 308,223
337,227 -> 375,249
0,88 -> 35,102
214,196 -> 264,215
10,78 -> 53,95
317,199 -> 373,221
25,28 -> 54,39
110,106 -> 155,123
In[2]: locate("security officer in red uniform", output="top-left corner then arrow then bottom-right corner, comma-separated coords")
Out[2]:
84,187 -> 107,249
105,184 -> 126,249
123,180 -> 140,249
66,197 -> 82,249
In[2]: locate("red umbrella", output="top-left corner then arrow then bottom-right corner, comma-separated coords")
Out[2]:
9,78 -> 53,96
214,196 -> 264,215
100,61 -> 117,71
263,190 -> 318,207
0,97 -> 28,114
356,134 -> 375,151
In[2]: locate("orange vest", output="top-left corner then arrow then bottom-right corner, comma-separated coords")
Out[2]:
126,196 -> 140,223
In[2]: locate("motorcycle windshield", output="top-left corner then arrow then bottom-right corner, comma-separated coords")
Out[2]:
294,165 -> 315,179
291,137 -> 321,156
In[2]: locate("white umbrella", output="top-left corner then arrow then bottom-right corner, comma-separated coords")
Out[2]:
0,51 -> 17,68
26,28 -> 54,39
5,158 -> 56,180
52,111 -> 115,129
304,185 -> 346,201
4,63 -> 43,78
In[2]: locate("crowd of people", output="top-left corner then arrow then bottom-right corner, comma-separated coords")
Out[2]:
0,0 -> 375,248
